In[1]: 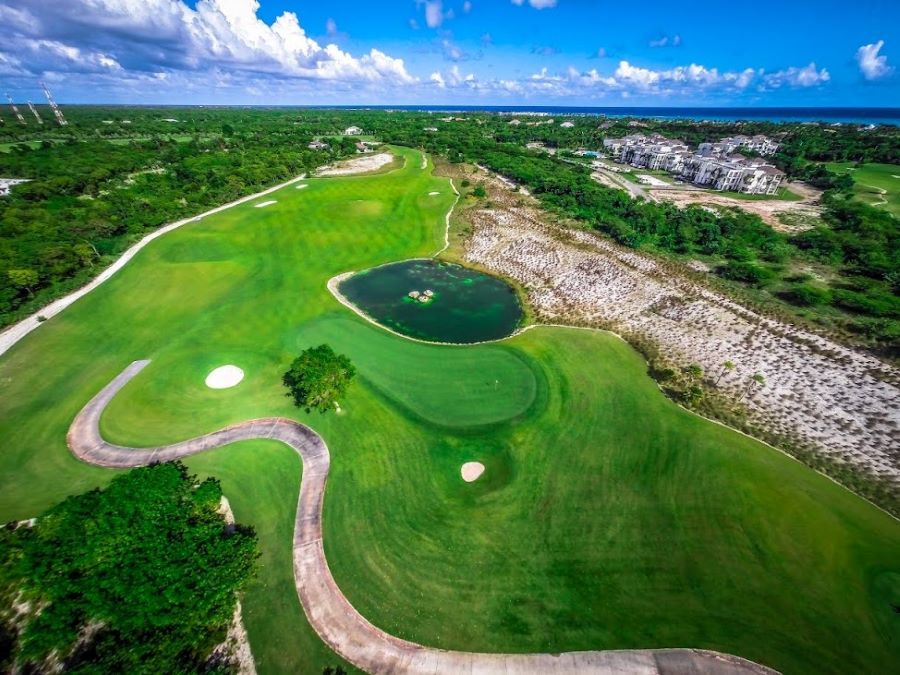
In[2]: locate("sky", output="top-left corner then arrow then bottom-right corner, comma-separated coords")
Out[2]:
1,0 -> 898,107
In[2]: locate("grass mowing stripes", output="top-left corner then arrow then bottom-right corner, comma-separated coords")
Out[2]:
0,146 -> 898,674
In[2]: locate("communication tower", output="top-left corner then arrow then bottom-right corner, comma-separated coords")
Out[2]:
27,101 -> 43,125
40,81 -> 67,126
6,94 -> 26,125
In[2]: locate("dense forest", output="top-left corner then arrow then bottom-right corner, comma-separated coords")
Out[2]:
0,462 -> 259,673
1,106 -> 898,355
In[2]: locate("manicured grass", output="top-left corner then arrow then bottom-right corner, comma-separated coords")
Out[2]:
828,161 -> 900,217
0,146 -> 898,675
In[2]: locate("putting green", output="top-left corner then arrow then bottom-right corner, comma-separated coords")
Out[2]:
0,146 -> 898,675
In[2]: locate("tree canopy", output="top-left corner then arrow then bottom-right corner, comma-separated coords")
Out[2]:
0,462 -> 259,674
283,344 -> 356,413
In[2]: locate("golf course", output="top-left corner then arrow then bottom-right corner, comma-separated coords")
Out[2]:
827,161 -> 900,217
0,146 -> 898,674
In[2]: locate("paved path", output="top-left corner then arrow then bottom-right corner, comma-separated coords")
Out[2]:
67,360 -> 779,675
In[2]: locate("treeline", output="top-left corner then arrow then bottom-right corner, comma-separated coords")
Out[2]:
0,108 -> 358,327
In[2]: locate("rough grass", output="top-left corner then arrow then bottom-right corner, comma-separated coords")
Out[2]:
0,146 -> 898,675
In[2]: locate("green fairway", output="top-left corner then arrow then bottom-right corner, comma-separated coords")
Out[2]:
828,161 -> 900,217
0,145 -> 898,675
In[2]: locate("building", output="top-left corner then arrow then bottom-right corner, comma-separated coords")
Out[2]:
718,134 -> 780,155
355,141 -> 372,153
343,126 -> 363,136
560,121 -> 575,128
307,140 -> 329,150
423,127 -> 438,132
0,178 -> 29,197
605,134 -> 784,195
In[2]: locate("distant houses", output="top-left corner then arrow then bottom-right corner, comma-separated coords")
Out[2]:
0,178 -> 29,197
307,140 -> 329,150
602,133 -> 784,196
560,121 -> 575,128
343,126 -> 363,136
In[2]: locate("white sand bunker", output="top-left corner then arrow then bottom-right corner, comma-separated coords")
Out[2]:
296,184 -> 309,189
428,191 -> 440,196
205,365 -> 244,389
254,200 -> 277,208
461,461 -> 485,482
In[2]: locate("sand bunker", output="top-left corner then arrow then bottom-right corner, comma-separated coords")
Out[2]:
460,461 -> 485,482
205,365 -> 244,389
317,152 -> 393,177
296,184 -> 309,190
254,200 -> 277,208
428,191 -> 440,196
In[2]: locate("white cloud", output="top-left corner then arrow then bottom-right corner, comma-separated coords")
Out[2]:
512,0 -> 558,8
1,0 -> 415,86
856,40 -> 892,80
763,62 -> 830,88
422,1 -> 446,28
463,1 -> 473,13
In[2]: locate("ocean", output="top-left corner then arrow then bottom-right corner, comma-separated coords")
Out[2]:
319,105 -> 900,126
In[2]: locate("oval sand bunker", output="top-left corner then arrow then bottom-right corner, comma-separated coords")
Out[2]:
461,461 -> 485,482
205,365 -> 244,389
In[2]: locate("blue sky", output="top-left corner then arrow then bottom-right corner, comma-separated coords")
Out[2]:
1,0 -> 898,106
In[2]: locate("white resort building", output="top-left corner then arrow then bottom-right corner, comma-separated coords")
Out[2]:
603,133 -> 784,195
343,126 -> 363,136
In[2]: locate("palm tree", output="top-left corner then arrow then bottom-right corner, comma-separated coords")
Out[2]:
684,364 -> 703,385
738,372 -> 765,402
715,360 -> 735,386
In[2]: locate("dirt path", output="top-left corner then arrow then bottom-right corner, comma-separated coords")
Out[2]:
67,361 -> 778,675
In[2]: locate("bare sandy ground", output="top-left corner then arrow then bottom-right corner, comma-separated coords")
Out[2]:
651,182 -> 823,232
316,152 -> 394,176
460,168 -> 899,482
213,497 -> 257,675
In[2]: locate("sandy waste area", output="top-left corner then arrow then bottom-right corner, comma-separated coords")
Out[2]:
459,167 -> 899,483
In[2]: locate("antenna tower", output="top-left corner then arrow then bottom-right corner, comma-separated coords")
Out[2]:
27,101 -> 43,125
6,94 -> 26,125
40,81 -> 67,126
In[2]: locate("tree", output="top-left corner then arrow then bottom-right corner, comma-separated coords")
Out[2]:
7,269 -> 39,297
471,184 -> 487,198
715,360 -> 735,386
283,344 -> 356,413
0,462 -> 258,673
684,363 -> 703,384
739,372 -> 766,402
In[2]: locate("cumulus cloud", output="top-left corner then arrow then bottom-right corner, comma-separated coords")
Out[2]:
856,40 -> 892,80
1,0 -> 415,92
512,0 -> 558,8
762,62 -> 830,88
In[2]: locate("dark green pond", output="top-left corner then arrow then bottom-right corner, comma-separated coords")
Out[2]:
339,259 -> 523,343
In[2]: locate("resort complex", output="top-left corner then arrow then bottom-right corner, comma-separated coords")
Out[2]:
603,133 -> 786,194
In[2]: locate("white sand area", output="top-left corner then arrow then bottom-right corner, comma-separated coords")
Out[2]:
428,191 -> 440,196
206,365 -> 244,389
296,184 -> 309,189
461,461 -> 485,482
254,200 -> 277,208
317,152 -> 393,177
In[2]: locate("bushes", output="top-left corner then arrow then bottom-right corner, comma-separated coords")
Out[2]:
779,284 -> 832,307
718,261 -> 776,286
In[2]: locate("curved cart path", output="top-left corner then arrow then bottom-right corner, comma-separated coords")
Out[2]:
68,360 -> 778,675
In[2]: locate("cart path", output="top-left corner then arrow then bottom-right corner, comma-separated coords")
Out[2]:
67,360 -> 779,675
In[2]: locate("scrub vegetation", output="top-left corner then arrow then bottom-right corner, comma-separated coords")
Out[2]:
0,143 -> 898,675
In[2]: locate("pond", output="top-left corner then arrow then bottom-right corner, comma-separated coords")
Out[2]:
338,259 -> 523,344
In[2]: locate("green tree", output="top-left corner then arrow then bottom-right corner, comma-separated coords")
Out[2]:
7,269 -> 39,297
0,462 -> 258,673
715,360 -> 735,386
283,344 -> 356,413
